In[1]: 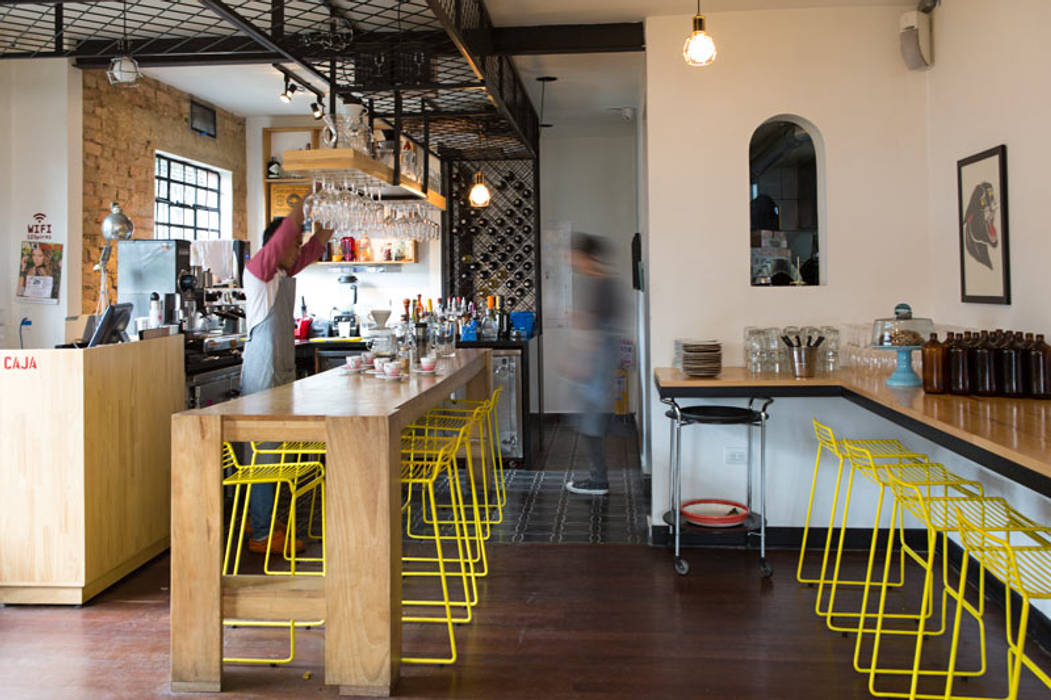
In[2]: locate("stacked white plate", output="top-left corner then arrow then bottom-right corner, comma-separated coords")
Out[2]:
674,338 -> 722,378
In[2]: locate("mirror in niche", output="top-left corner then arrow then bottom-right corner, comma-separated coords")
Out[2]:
749,119 -> 819,286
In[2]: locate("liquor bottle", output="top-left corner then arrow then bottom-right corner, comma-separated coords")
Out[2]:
973,331 -> 1000,397
1000,332 -> 1026,397
921,333 -> 946,394
480,296 -> 498,341
1028,334 -> 1051,399
496,295 -> 510,340
965,331 -> 982,391
947,332 -> 971,395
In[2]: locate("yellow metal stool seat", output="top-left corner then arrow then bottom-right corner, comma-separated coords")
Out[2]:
422,386 -> 507,530
856,461 -> 1044,699
250,441 -> 327,542
399,425 -> 474,665
820,438 -> 984,635
942,508 -> 1051,700
798,418 -> 928,587
219,442 -> 325,666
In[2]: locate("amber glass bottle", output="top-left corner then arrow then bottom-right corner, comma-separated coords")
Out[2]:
973,331 -> 1000,397
948,332 -> 972,395
1000,332 -> 1026,397
921,333 -> 946,394
1028,334 -> 1051,399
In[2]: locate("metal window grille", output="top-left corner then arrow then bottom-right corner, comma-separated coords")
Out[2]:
154,153 -> 223,241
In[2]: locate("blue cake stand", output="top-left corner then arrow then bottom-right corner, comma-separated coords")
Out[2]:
873,345 -> 923,387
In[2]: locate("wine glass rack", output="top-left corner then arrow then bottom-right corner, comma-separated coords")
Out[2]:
442,157 -> 541,333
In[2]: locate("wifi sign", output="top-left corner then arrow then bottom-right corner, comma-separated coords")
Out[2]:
26,211 -> 53,240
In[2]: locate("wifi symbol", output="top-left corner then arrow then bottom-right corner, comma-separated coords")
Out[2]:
32,213 -> 46,223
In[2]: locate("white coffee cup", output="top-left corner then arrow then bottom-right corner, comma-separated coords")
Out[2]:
420,356 -> 437,371
346,355 -> 363,370
362,351 -> 375,364
383,361 -> 401,378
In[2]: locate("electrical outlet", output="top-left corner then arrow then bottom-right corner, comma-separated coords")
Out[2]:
724,447 -> 747,465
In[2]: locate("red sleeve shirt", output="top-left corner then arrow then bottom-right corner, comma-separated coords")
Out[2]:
245,217 -> 325,282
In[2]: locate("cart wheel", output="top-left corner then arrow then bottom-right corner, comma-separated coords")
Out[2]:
760,558 -> 773,579
674,557 -> 690,576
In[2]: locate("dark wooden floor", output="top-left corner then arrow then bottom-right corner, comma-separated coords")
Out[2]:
2,546 -> 1048,698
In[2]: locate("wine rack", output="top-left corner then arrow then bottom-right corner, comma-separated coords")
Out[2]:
442,158 -> 542,333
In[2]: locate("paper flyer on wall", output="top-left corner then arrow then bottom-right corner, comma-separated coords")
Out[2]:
16,241 -> 62,305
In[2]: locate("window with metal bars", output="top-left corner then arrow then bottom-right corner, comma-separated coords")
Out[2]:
154,153 -> 223,241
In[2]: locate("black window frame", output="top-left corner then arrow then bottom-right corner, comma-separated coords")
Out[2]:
154,153 -> 224,241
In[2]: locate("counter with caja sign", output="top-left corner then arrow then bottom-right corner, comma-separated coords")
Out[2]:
0,334 -> 184,603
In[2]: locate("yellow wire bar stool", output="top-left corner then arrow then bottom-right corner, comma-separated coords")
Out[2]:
855,461 -> 1044,699
799,418 -> 929,587
942,508 -> 1051,700
250,441 -> 328,545
420,386 -> 507,536
399,423 -> 474,665
403,404 -> 490,593
219,442 -> 325,665
821,440 -> 985,636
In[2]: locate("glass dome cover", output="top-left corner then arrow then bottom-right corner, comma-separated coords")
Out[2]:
872,302 -> 934,347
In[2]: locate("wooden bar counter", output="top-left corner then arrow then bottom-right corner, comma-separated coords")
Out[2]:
655,367 -> 1051,496
170,349 -> 490,695
0,334 -> 184,604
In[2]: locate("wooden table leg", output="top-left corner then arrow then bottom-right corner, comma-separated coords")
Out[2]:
170,414 -> 223,692
324,415 -> 402,697
466,351 -> 492,403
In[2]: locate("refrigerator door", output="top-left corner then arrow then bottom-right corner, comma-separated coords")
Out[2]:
117,239 -> 190,320
492,350 -> 523,459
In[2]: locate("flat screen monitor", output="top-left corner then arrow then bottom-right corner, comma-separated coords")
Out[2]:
87,303 -> 133,347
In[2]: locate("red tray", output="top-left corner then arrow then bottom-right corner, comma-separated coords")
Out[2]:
680,498 -> 750,527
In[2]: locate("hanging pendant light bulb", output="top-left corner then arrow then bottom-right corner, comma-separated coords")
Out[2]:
468,171 -> 491,208
107,0 -> 141,87
683,1 -> 717,67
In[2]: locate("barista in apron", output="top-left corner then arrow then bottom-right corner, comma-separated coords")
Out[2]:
241,199 -> 331,553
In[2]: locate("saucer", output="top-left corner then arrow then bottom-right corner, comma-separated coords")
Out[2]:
379,373 -> 406,381
342,367 -> 364,374
413,367 -> 437,375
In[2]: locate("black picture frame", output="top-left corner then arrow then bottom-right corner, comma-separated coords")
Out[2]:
957,145 -> 1010,304
189,100 -> 217,139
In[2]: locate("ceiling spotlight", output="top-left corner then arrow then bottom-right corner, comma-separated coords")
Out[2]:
468,171 -> 491,208
683,2 -> 717,67
311,101 -> 324,119
279,80 -> 297,103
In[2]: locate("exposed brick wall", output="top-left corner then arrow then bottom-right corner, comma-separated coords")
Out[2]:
81,70 -> 247,313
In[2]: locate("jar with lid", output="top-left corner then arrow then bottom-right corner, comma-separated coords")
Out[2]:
1028,334 -> 1051,399
921,333 -> 946,394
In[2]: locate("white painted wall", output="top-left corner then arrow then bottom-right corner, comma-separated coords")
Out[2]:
539,118 -> 638,413
645,7 -> 930,521
0,59 -> 82,349
925,0 -> 1051,331
245,115 -> 442,320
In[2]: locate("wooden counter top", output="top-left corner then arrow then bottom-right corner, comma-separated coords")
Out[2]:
654,367 -> 1051,490
187,348 -> 487,423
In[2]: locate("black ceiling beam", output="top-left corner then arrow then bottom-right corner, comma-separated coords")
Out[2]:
489,22 -> 645,55
272,62 -> 324,100
0,0 -> 107,5
197,0 -> 329,86
339,82 -> 484,95
75,52 -> 281,68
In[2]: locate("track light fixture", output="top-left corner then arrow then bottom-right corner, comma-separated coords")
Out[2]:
311,102 -> 324,119
683,1 -> 717,67
468,171 -> 491,208
279,79 -> 298,103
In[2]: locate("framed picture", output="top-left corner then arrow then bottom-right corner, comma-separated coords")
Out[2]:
957,145 -> 1010,304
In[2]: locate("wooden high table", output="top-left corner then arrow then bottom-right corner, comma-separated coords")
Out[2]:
170,349 -> 491,696
655,367 -> 1051,497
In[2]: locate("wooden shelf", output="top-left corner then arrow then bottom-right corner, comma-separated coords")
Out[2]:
282,147 -> 446,212
265,177 -> 311,183
316,260 -> 418,266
